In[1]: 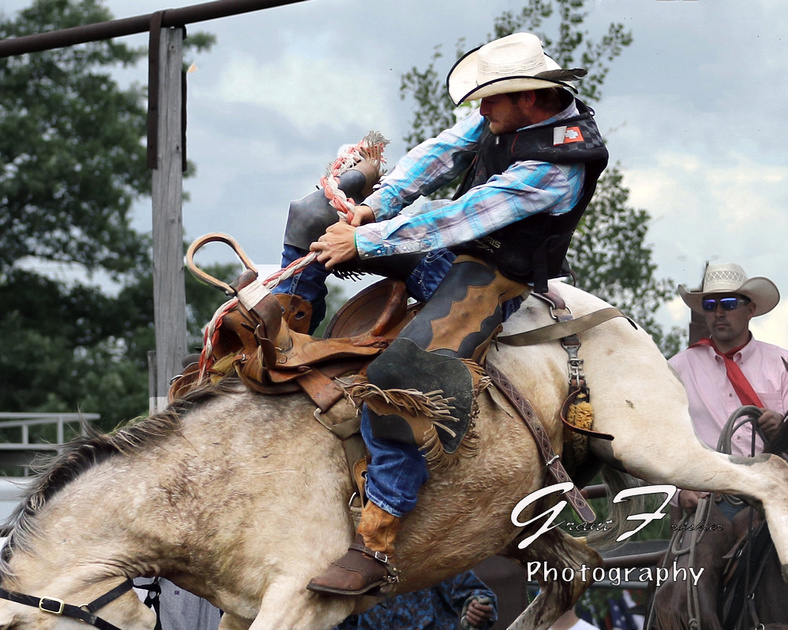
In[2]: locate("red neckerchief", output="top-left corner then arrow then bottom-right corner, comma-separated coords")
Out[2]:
691,337 -> 764,408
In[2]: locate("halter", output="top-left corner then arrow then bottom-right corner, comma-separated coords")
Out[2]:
0,577 -> 133,630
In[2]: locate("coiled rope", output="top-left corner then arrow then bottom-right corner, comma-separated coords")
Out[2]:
260,131 -> 389,290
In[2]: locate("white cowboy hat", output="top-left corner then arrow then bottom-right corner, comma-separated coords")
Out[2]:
446,32 -> 587,106
679,262 -> 780,317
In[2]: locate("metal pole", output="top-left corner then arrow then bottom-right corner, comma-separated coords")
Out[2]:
0,0 -> 312,57
148,351 -> 159,415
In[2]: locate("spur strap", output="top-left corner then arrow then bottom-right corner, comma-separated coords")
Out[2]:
347,540 -> 399,581
485,362 -> 595,523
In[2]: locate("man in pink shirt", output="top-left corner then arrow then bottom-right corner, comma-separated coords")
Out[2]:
669,262 -> 788,517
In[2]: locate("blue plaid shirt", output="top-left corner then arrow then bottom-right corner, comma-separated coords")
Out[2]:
356,103 -> 585,259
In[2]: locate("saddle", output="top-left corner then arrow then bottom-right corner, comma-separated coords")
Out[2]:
167,276 -> 414,526
717,421 -> 788,630
169,277 -> 414,412
718,508 -> 773,629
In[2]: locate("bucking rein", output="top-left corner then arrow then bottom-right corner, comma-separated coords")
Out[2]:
176,134 -> 636,526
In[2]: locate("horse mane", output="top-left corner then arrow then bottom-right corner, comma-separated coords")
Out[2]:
0,379 -> 239,574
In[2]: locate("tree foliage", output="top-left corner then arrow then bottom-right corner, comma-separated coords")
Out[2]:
399,0 -> 684,354
0,0 -> 151,277
0,0 -> 218,429
0,260 -> 235,429
400,0 -> 632,147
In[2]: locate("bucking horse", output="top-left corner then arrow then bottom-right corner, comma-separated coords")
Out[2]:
1,276 -> 788,630
2,149 -> 788,629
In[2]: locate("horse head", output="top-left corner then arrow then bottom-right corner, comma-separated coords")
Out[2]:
0,408 -> 187,630
0,573 -> 157,630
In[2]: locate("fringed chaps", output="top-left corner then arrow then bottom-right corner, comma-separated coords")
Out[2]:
342,355 -> 489,471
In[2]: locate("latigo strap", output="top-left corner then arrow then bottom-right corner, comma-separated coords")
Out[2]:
485,362 -> 596,523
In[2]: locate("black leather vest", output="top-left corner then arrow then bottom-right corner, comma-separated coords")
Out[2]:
452,98 -> 608,292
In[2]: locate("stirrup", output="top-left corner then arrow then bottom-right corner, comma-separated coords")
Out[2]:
306,535 -> 399,597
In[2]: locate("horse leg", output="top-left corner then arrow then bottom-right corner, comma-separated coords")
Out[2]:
632,450 -> 788,578
590,392 -> 788,577
500,526 -> 603,630
248,578 -> 355,630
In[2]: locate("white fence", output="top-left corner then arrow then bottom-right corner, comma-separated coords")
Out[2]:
0,412 -> 100,523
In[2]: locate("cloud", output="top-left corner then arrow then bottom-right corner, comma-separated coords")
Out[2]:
625,150 -> 787,233
620,146 -> 788,265
708,164 -> 786,234
751,301 -> 788,349
665,296 -> 688,326
215,52 -> 392,132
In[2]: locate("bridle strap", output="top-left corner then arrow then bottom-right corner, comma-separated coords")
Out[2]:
0,578 -> 133,630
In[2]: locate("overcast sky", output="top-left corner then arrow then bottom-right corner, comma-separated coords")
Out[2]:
2,0 -> 787,348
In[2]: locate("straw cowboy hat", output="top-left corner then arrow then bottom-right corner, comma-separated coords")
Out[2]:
679,263 -> 780,317
446,32 -> 587,106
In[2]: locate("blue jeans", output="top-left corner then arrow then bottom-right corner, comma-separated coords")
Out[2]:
363,258 -> 525,517
406,248 -> 524,320
361,407 -> 429,517
271,246 -> 458,334
404,249 -> 456,302
717,499 -> 746,522
271,246 -> 523,329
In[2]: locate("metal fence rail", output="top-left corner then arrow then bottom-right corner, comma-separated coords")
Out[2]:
0,413 -> 100,474
0,0 -> 310,58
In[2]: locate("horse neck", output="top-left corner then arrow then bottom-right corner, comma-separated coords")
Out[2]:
5,460 -> 171,594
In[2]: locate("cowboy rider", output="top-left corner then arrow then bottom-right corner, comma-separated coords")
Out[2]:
272,32 -> 610,596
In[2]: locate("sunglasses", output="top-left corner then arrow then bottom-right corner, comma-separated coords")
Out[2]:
701,296 -> 750,312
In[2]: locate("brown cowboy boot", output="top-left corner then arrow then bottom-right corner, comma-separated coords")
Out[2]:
307,501 -> 401,596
